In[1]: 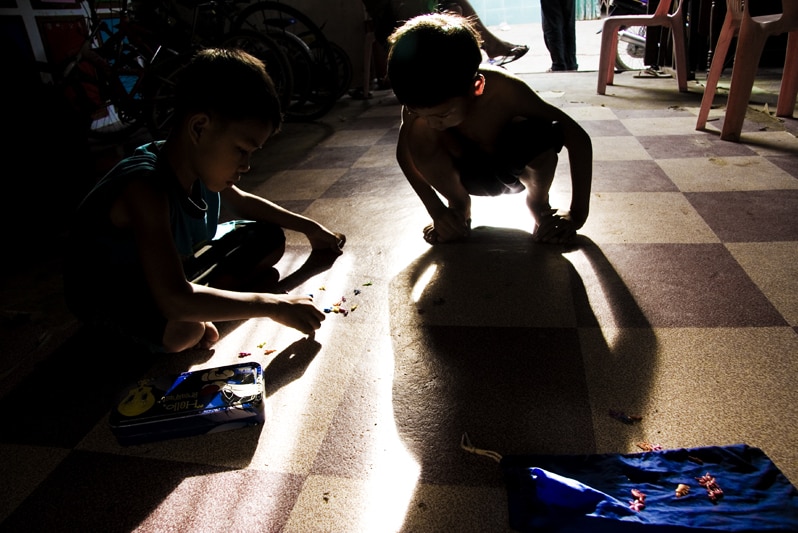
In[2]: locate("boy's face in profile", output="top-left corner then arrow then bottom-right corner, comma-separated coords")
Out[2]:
405,74 -> 484,131
408,96 -> 469,130
192,115 -> 274,193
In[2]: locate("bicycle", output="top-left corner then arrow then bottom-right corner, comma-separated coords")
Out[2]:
135,0 -> 294,137
50,0 -> 170,140
231,0 -> 351,120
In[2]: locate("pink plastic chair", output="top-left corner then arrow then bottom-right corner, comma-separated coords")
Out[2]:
596,0 -> 688,95
704,1 -> 798,141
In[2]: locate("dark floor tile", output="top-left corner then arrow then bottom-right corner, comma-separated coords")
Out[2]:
293,146 -> 371,169
376,127 -> 400,145
590,160 -> 679,192
1,451 -> 303,533
321,166 -> 420,198
0,327 -> 155,448
766,155 -> 798,179
580,119 -> 633,137
685,190 -> 798,242
600,243 -> 788,327
637,134 -> 758,159
342,115 -> 400,130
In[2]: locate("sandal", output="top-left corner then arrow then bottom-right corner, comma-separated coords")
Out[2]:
489,45 -> 530,67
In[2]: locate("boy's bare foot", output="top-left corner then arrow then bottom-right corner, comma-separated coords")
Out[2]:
423,224 -> 470,244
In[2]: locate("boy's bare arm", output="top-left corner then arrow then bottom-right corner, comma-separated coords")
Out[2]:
558,114 -> 592,229
397,111 -> 471,241
509,77 -> 592,228
221,186 -> 345,252
119,180 -> 324,334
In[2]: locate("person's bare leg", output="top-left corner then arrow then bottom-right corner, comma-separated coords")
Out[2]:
444,0 -> 529,60
162,320 -> 219,353
411,131 -> 472,244
521,150 -> 577,243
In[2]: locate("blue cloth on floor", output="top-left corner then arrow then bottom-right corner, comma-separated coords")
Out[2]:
501,444 -> 798,532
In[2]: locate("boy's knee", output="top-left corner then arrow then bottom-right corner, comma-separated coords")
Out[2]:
162,320 -> 207,353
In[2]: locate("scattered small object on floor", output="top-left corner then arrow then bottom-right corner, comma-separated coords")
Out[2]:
675,483 -> 690,497
609,409 -> 643,424
321,281 -> 371,316
637,441 -> 662,451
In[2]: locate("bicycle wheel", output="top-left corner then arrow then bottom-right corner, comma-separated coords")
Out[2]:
144,32 -> 293,138
326,41 -> 353,100
220,30 -> 294,113
615,25 -> 647,71
232,1 -> 339,121
143,51 -> 190,139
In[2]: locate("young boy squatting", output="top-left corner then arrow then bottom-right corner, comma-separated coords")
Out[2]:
387,12 -> 592,244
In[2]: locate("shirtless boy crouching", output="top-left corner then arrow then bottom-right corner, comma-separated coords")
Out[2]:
387,12 -> 592,244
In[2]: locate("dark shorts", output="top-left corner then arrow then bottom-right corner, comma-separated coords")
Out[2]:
69,221 -> 285,353
456,119 -> 565,197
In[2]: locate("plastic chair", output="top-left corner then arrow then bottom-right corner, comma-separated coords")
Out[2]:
695,0 -> 744,131
597,0 -> 688,95
705,1 -> 798,141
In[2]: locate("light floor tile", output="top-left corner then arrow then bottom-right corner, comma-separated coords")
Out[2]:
621,116 -> 703,136
726,242 -> 798,325
657,156 -> 798,192
592,136 -> 652,160
582,192 -> 720,243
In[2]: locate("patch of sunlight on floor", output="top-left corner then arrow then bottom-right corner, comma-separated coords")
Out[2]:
349,334 -> 421,532
471,193 -> 533,232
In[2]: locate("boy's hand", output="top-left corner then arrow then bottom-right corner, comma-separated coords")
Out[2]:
533,211 -> 577,244
271,294 -> 326,334
426,209 -> 470,244
308,228 -> 346,255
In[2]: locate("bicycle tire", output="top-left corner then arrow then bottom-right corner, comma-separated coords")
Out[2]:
232,1 -> 339,121
221,29 -> 294,113
615,25 -> 647,71
326,41 -> 353,100
143,51 -> 190,138
144,31 -> 294,138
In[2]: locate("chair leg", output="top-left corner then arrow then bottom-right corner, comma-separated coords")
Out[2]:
696,14 -> 738,130
597,22 -> 620,94
669,14 -> 689,92
720,23 -> 768,141
776,31 -> 798,117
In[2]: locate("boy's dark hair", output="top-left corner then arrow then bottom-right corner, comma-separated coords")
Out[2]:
387,12 -> 483,108
174,48 -> 283,131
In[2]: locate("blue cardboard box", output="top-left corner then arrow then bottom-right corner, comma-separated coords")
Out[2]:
109,362 -> 264,445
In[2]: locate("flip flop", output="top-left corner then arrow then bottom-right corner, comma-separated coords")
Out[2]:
489,45 -> 530,67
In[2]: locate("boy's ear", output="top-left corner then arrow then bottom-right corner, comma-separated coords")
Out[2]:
188,113 -> 210,143
473,74 -> 485,96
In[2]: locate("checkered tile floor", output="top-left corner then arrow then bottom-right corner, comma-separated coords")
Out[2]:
1,69 -> 797,532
